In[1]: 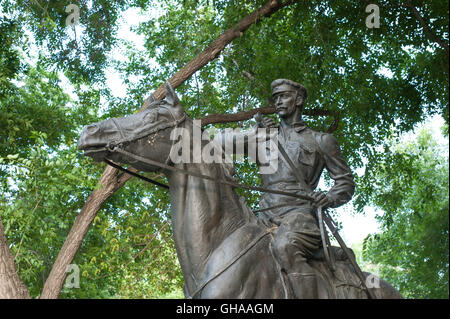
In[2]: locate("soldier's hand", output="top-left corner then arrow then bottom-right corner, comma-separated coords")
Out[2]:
261,117 -> 276,128
249,124 -> 277,142
269,216 -> 282,226
311,191 -> 331,209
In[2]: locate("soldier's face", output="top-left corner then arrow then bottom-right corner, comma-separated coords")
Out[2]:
274,91 -> 297,118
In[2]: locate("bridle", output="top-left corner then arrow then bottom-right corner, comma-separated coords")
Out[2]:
86,103 -> 187,189
106,104 -> 187,166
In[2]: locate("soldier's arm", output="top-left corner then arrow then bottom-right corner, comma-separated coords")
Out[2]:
218,126 -> 275,164
317,133 -> 355,208
218,127 -> 256,156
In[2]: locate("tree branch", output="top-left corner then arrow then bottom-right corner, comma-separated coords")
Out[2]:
199,106 -> 340,133
403,0 -> 449,54
145,0 -> 300,103
40,165 -> 129,298
0,214 -> 31,299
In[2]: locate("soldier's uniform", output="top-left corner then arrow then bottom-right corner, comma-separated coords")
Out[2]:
257,79 -> 355,298
259,121 -> 355,254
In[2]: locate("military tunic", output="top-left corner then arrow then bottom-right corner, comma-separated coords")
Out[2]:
259,120 -> 355,259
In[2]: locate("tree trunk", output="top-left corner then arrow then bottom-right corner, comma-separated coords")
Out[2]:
40,166 -> 130,298
40,0 -> 300,299
0,214 -> 31,298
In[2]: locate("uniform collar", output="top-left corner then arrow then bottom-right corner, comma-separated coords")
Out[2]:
279,119 -> 307,133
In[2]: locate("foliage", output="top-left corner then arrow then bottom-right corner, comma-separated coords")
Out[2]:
1,1 -> 183,298
0,133 -> 182,298
0,0 -> 136,84
360,128 -> 449,298
350,241 -> 380,277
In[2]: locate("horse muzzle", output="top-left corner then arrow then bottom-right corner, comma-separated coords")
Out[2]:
78,128 -> 108,162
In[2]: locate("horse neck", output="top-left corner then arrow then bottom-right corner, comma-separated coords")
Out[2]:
165,120 -> 249,287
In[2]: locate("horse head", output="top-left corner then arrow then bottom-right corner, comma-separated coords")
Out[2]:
78,82 -> 185,172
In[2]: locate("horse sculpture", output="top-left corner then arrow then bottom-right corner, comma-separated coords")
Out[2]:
78,83 -> 402,299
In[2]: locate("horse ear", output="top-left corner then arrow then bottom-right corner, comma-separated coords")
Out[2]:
165,82 -> 179,106
145,93 -> 156,108
148,93 -> 156,104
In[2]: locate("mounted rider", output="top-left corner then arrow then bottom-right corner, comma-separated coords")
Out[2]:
253,79 -> 355,298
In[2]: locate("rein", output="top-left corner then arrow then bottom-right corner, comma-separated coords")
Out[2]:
103,158 -> 169,189
98,108 -> 314,202
104,145 -> 314,202
96,105 -> 314,202
100,108 -> 314,211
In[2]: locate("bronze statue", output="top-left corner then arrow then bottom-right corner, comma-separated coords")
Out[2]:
78,82 -> 402,299
256,79 -> 355,298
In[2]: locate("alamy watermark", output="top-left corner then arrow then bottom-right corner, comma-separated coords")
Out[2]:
366,273 -> 380,289
169,120 -> 279,174
365,4 -> 380,29
65,264 -> 80,289
65,4 -> 80,27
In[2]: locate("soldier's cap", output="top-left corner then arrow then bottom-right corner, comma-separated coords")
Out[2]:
271,79 -> 307,99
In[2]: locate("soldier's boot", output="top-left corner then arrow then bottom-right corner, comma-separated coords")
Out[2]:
287,272 -> 318,299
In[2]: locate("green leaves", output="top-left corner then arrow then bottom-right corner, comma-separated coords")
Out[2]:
360,127 -> 449,298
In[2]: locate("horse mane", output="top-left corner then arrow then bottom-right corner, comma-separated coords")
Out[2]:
190,117 -> 238,183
